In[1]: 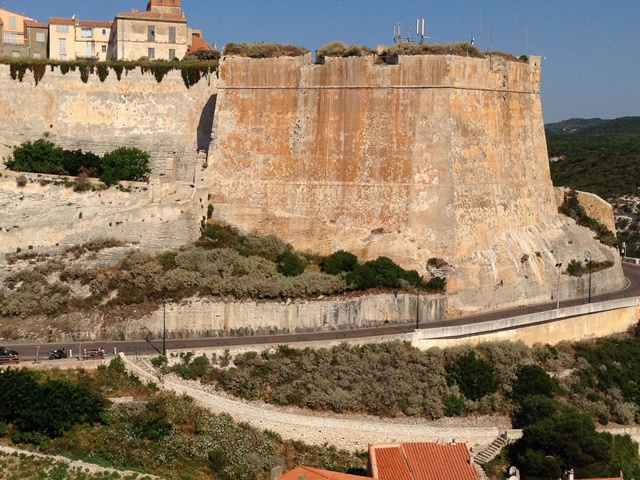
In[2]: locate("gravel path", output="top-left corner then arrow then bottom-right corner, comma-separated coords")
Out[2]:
121,353 -> 514,453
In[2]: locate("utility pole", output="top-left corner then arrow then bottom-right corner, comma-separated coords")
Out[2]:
585,252 -> 592,304
555,262 -> 563,310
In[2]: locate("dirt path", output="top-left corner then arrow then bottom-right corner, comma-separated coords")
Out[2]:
121,353 -> 515,453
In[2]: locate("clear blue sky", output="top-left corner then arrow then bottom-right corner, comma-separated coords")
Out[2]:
4,0 -> 639,123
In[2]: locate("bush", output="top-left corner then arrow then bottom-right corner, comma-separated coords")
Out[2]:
510,363 -> 556,405
346,256 -> 422,289
100,147 -> 151,184
320,250 -> 358,275
445,351 -> 498,401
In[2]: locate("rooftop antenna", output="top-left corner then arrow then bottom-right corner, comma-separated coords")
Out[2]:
416,18 -> 430,43
393,22 -> 402,43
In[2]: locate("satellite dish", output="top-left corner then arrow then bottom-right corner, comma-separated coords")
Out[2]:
71,14 -> 77,21
509,467 -> 517,475
508,476 -> 519,480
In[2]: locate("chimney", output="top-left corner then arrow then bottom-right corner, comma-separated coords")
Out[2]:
298,475 -> 307,480
270,466 -> 283,480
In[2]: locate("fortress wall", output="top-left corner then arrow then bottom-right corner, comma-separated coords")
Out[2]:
0,65 -> 217,182
209,54 -> 556,268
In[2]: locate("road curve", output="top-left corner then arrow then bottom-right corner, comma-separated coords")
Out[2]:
10,263 -> 640,360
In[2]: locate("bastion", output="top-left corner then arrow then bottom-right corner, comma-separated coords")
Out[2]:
207,53 -> 625,314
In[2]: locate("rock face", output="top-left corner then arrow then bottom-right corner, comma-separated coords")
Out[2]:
208,54 -> 625,313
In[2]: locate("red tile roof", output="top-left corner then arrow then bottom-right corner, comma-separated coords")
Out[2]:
115,10 -> 186,22
369,442 -> 480,480
78,20 -> 111,28
49,17 -> 75,25
24,20 -> 49,28
279,466 -> 366,480
187,34 -> 212,53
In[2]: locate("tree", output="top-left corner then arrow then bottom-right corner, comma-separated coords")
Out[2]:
276,250 -> 306,277
5,139 -> 65,174
511,364 -> 556,405
445,351 -> 498,401
320,250 -> 358,275
100,147 -> 151,184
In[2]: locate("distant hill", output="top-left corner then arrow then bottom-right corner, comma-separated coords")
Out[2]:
547,116 -> 640,200
545,117 -> 607,134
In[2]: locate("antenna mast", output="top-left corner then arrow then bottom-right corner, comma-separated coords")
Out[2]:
416,18 -> 430,43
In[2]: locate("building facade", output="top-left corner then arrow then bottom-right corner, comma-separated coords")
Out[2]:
108,0 -> 190,60
24,20 -> 49,59
0,8 -> 32,57
49,17 -> 111,61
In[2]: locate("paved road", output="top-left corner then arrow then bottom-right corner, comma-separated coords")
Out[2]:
8,262 -> 640,361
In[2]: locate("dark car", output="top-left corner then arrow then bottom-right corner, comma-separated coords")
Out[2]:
0,347 -> 20,364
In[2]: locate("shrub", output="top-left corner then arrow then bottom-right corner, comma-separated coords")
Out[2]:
445,351 -> 498,401
100,146 -> 151,184
346,256 -> 422,289
511,363 -> 556,405
15,174 -> 27,187
320,250 -> 358,275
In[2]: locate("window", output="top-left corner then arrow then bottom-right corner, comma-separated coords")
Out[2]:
60,54 -> 67,60
56,25 -> 69,33
169,27 -> 176,43
102,45 -> 107,53
86,44 -> 92,58
36,32 -> 46,43
147,25 -> 155,42
9,16 -> 16,30
59,38 -> 66,54
101,28 -> 107,36
11,51 -> 20,58
148,47 -> 155,59
33,52 -> 41,59
3,32 -> 17,44
169,48 -> 176,60
81,28 -> 92,38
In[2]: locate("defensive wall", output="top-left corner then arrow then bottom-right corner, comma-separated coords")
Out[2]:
0,65 -> 217,182
207,53 -> 626,313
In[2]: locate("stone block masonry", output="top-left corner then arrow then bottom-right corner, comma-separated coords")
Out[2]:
0,65 -> 217,183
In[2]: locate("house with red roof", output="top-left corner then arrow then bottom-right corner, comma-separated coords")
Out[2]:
368,442 -> 480,480
49,16 -> 111,61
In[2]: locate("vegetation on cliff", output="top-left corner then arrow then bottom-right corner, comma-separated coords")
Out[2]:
316,41 -> 376,59
157,331 -> 640,478
0,358 -> 365,479
159,327 -> 640,426
557,189 -> 617,249
2,56 -> 217,89
549,117 -> 640,256
4,139 -> 151,185
0,224 -> 445,321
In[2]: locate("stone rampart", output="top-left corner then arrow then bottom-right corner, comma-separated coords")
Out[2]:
208,54 -> 626,313
0,65 -> 217,182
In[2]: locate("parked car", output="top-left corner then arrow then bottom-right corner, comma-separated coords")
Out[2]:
0,346 -> 20,364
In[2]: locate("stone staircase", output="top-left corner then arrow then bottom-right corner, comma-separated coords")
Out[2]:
473,432 -> 511,465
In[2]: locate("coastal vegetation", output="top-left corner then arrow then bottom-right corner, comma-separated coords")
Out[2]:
0,224 -> 445,320
0,358 -> 365,479
4,139 -> 151,185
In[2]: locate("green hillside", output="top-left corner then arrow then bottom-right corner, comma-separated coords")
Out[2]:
547,116 -> 640,200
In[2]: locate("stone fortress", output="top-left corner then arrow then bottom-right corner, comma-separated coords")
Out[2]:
0,50 -> 625,331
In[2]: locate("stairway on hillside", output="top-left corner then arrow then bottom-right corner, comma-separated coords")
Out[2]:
473,432 -> 512,465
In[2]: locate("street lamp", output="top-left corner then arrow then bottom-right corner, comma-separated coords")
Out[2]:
584,251 -> 592,304
415,292 -> 420,331
555,262 -> 563,310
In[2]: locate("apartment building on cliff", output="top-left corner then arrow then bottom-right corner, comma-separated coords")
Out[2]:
0,8 -> 30,52
108,0 -> 191,61
49,17 -> 112,61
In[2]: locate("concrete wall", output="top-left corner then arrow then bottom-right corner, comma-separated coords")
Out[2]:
0,64 -> 216,183
108,293 -> 446,340
412,297 -> 640,349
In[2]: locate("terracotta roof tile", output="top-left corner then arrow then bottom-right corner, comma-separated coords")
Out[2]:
78,20 -> 111,28
49,17 -> 75,25
187,34 -> 212,53
370,442 -> 480,480
279,466 -> 366,480
24,20 -> 49,28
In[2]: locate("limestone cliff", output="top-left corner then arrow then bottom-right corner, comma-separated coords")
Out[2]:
208,53 -> 625,313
